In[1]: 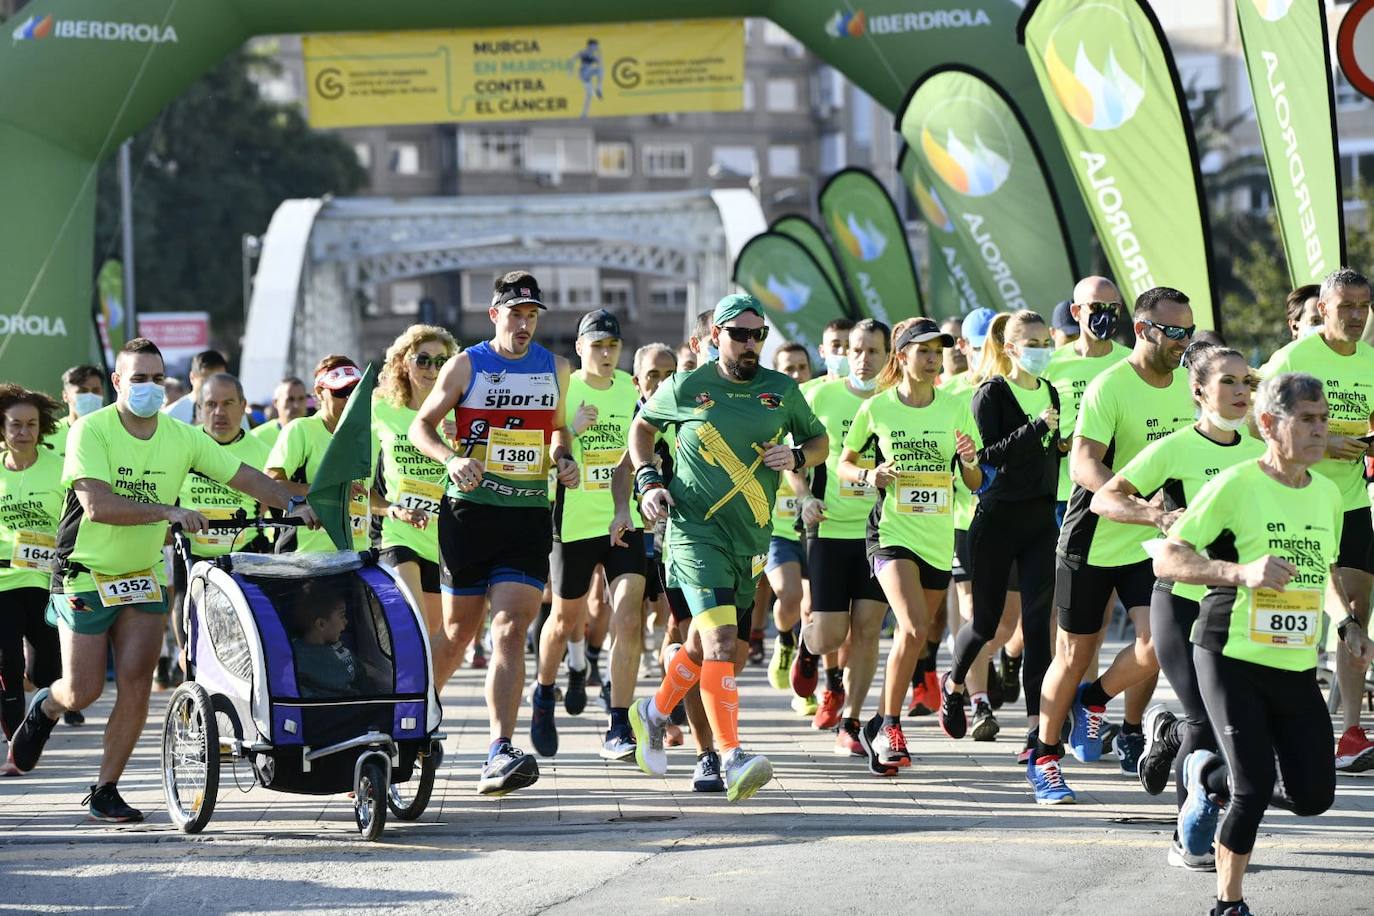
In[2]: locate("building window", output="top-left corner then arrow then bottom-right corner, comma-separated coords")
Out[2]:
596,142 -> 632,177
712,145 -> 758,178
459,130 -> 527,172
353,142 -> 372,170
601,280 -> 632,310
648,283 -> 689,311
768,145 -> 800,178
387,142 -> 424,175
643,143 -> 692,177
1335,69 -> 1370,110
389,280 -> 423,316
1338,151 -> 1374,199
766,78 -> 798,112
528,132 -> 593,176
743,79 -> 755,112
819,132 -> 846,174
761,20 -> 802,55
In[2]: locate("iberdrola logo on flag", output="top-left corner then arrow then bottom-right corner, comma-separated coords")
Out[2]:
1249,0 -> 1292,21
830,211 -> 888,261
746,274 -> 812,314
1044,6 -> 1147,131
921,126 -> 1011,197
913,178 -> 954,233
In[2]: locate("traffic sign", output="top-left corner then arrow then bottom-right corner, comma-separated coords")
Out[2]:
1338,0 -> 1374,101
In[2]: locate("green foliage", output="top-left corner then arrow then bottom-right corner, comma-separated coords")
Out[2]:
94,48 -> 366,360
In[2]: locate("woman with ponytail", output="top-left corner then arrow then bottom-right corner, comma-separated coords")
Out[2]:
937,310 -> 1061,761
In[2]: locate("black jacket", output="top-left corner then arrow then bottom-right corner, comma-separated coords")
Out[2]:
970,375 -> 1061,503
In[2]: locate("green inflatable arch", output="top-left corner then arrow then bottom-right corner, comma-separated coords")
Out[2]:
0,0 -> 1093,391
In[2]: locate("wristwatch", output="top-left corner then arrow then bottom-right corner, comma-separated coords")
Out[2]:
285,495 -> 306,515
791,447 -> 806,472
1336,614 -> 1362,641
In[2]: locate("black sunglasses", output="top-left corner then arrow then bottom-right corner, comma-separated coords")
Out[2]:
329,384 -> 358,399
720,325 -> 769,343
411,353 -> 449,370
1142,319 -> 1195,341
1077,300 -> 1121,313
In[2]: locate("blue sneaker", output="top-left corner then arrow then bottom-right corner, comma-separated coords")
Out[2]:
529,693 -> 559,758
692,750 -> 724,792
1178,749 -> 1223,856
1068,683 -> 1107,763
1026,752 -> 1076,805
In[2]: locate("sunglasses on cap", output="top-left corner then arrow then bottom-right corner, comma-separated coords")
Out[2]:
411,353 -> 449,371
720,325 -> 769,343
1141,319 -> 1196,341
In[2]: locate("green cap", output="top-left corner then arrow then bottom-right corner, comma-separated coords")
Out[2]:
712,293 -> 765,326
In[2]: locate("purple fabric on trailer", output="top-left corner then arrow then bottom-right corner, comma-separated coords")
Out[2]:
358,566 -> 425,696
272,704 -> 304,746
234,575 -> 298,698
393,701 -> 425,739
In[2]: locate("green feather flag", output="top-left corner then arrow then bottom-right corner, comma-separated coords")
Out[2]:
308,363 -> 377,552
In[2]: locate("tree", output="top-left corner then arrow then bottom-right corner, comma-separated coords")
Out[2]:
94,48 -> 367,363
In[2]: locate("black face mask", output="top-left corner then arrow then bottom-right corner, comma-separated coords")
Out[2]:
1087,309 -> 1119,341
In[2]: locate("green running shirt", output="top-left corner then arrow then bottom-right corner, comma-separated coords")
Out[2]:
1259,334 -> 1374,510
371,398 -> 447,563
1174,461 -> 1342,671
250,419 -> 286,451
1058,359 -> 1194,567
844,386 -> 980,571
640,363 -> 823,558
804,378 -> 879,540
57,406 -> 242,591
1119,426 -> 1265,601
1043,342 -> 1131,501
0,448 -> 65,592
266,414 -> 374,554
177,431 -> 272,558
557,370 -> 643,543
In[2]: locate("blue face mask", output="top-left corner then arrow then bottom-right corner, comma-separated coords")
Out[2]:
1014,346 -> 1054,376
823,354 -> 849,377
73,392 -> 103,416
705,343 -> 720,361
849,373 -> 877,392
126,381 -> 165,418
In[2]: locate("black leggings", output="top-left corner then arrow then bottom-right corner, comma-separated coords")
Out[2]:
953,495 -> 1056,717
0,587 -> 60,738
1194,647 -> 1334,856
1150,585 -> 1218,808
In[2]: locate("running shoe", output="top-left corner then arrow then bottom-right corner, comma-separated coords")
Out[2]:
813,689 -> 845,730
833,719 -> 864,757
970,699 -> 1000,742
998,649 -> 1022,706
8,687 -> 57,773
1139,705 -> 1181,796
564,667 -> 587,716
858,715 -> 909,773
1211,902 -> 1253,916
748,631 -> 765,665
937,672 -> 967,740
85,783 -> 144,823
63,710 -> 85,727
1336,725 -> 1374,773
791,694 -> 818,718
598,681 -> 612,714
790,645 -> 819,697
692,750 -> 724,793
470,644 -> 489,670
986,661 -> 1004,711
1113,730 -> 1145,776
629,697 -> 668,776
529,694 -> 559,758
599,726 -> 637,762
1166,831 -> 1216,872
1027,753 -> 1076,805
722,748 -> 773,802
908,671 -> 939,717
1068,683 -> 1107,763
1178,749 -> 1223,856
768,637 -> 795,692
587,658 -> 603,689
478,743 -> 540,796
1016,729 -> 1038,767
1100,721 -> 1120,758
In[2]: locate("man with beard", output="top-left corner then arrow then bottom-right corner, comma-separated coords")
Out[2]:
627,294 -> 827,802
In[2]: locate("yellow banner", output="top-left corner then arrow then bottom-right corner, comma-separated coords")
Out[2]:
303,20 -> 744,128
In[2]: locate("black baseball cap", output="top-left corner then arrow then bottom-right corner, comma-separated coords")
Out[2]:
1051,300 -> 1080,336
577,308 -> 621,341
493,281 -> 545,309
895,318 -> 955,350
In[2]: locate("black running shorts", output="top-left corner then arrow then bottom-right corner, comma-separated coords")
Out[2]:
550,530 -> 647,599
1054,556 -> 1156,635
807,537 -> 885,611
438,498 -> 552,596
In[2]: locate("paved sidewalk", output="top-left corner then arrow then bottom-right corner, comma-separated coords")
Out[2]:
4,643 -> 1372,914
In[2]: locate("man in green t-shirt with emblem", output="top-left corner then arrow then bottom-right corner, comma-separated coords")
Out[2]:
530,308 -> 648,762
627,294 -> 827,802
7,339 -> 317,823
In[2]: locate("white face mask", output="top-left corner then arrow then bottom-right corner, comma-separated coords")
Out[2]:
1202,408 -> 1247,432
1298,322 -> 1324,339
849,373 -> 877,392
1013,346 -> 1053,376
73,392 -> 103,416
125,381 -> 166,418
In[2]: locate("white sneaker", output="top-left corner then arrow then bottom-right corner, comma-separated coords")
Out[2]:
721,748 -> 773,803
628,698 -> 668,776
